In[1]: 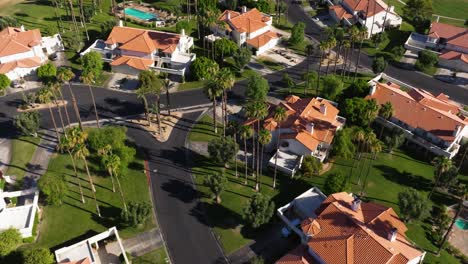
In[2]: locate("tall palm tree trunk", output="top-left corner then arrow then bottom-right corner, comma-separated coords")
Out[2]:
83,158 -> 101,217
68,151 -> 85,203
48,106 -> 61,141
108,169 -> 116,192
341,47 -> 349,81
68,0 -> 80,36
115,174 -> 128,212
346,42 -> 355,79
68,82 -> 83,129
156,96 -> 162,135
59,89 -> 71,127
353,40 -> 365,82
88,84 -> 100,128
325,50 -> 332,75
251,128 -> 255,178
333,42 -> 342,74
437,194 -> 465,255
212,100 -> 217,134
142,97 -> 151,127
255,120 -> 261,192
244,138 -> 248,185
273,126 -> 281,188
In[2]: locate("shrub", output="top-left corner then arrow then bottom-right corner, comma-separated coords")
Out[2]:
0,228 -> 22,256
415,50 -> 438,71
398,188 -> 430,222
21,248 -> 54,264
243,193 -> 275,228
120,201 -> 152,227
323,172 -> 349,194
38,173 -> 68,205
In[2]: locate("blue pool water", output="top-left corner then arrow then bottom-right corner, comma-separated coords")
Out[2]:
455,218 -> 468,230
124,8 -> 157,21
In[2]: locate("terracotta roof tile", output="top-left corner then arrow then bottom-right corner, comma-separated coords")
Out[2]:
60,257 -> 91,264
439,50 -> 468,63
220,8 -> 271,34
329,5 -> 354,19
246,31 -> 281,49
110,55 -> 154,70
429,22 -> 468,49
276,245 -> 317,264
343,0 -> 387,17
366,82 -> 467,143
0,56 -> 42,74
0,27 -> 42,57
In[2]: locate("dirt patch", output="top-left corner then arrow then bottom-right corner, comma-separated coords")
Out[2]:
129,112 -> 182,142
17,100 -> 68,112
320,53 -> 344,67
0,0 -> 23,11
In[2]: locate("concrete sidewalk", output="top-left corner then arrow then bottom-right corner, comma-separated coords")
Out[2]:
122,228 -> 163,257
0,138 -> 11,174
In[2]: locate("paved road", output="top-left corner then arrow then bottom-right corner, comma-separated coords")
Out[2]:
285,0 -> 468,104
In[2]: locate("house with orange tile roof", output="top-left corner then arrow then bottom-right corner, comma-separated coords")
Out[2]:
366,74 -> 468,158
212,7 -> 281,55
82,21 -> 195,77
55,227 -> 129,264
258,96 -> 345,163
0,26 -> 63,81
276,191 -> 426,264
327,0 -> 402,37
404,22 -> 468,72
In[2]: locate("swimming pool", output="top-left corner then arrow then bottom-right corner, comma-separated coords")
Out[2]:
124,8 -> 157,21
455,218 -> 468,230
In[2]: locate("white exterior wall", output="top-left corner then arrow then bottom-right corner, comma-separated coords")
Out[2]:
6,67 -> 39,81
248,25 -> 270,40
120,49 -> 153,59
281,139 -> 314,156
0,50 -> 36,64
253,37 -> 280,55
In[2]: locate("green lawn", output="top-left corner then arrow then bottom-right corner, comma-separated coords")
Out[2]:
178,80 -> 207,91
188,114 -> 222,142
431,0 -> 468,21
362,29 -> 412,62
6,136 -> 41,181
255,57 -> 285,71
35,139 -> 155,248
419,65 -> 438,76
132,247 -> 169,264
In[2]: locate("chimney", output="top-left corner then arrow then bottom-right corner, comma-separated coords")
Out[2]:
388,227 -> 398,242
20,25 -> 25,32
241,6 -> 247,13
118,20 -> 124,27
351,197 -> 361,212
306,123 -> 314,134
181,28 -> 185,36
320,104 -> 327,115
369,84 -> 376,95
227,11 -> 231,20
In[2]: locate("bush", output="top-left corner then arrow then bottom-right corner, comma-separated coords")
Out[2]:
398,188 -> 430,222
0,73 -> 10,93
391,46 -> 405,58
21,248 -> 55,264
120,201 -> 152,227
243,193 -> 275,228
415,50 -> 438,71
323,172 -> 349,195
208,137 -> 238,167
190,57 -> 219,81
0,228 -> 22,256
38,173 -> 69,205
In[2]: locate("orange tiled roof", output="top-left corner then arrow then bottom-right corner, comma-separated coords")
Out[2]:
428,22 -> 468,49
343,0 -> 387,17
366,82 -> 467,143
0,56 -> 42,74
281,192 -> 423,264
439,50 -> 468,63
105,26 -> 181,54
60,257 -> 91,264
276,245 -> 317,264
110,55 -> 154,70
262,96 -> 342,151
220,8 -> 271,34
0,27 -> 42,57
329,5 -> 354,19
246,31 -> 281,49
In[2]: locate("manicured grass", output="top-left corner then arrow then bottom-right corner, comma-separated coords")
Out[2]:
35,138 -> 155,249
362,29 -> 411,62
419,65 -> 438,76
132,247 -> 169,264
255,57 -> 285,71
6,136 -> 41,181
431,0 -> 468,21
287,39 -> 310,56
178,80 -> 207,91
188,114 -> 222,142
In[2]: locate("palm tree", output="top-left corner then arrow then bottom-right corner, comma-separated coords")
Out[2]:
317,41 -> 327,96
160,73 -> 174,115
245,101 -> 268,191
360,135 -> 383,196
67,0 -> 80,37
240,125 -> 253,185
429,157 -> 452,199
80,72 -> 100,128
346,26 -> 359,79
305,44 -> 315,95
325,37 -> 336,76
357,130 -> 378,186
333,28 -> 345,74
78,0 -> 89,41
349,127 -> 366,184
353,27 -> 368,81
55,70 -> 71,127
258,129 -> 271,190
101,146 -> 127,212
204,80 -> 223,134
57,67 -> 82,129
51,0 -> 64,33
341,40 -> 351,81
378,102 -> 393,139
136,86 -> 152,127
272,106 -> 287,189
59,132 -> 85,203
37,87 -> 60,140
215,69 -> 235,136
50,82 -> 67,132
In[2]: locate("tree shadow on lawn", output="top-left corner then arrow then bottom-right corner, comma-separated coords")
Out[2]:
375,164 -> 432,191
430,190 -> 458,207
91,205 -> 124,229
50,229 -> 101,252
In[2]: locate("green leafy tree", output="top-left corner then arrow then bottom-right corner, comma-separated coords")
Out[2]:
403,0 -> 433,22
245,73 -> 269,102
429,157 -> 453,198
438,166 -> 459,189
0,73 -> 10,94
13,111 -> 41,137
204,79 -> 223,134
37,63 -> 57,84
137,70 -> 162,128
398,188 -> 430,222
289,22 -> 305,45
214,38 -> 238,61
272,106 -> 287,187
301,156 -> 323,177
341,98 -> 379,127
322,75 -> 342,100
378,101 -> 393,138
282,73 -> 295,94
323,172 -> 349,195
383,129 -> 405,153
81,51 -> 103,79
120,201 -> 152,227
391,46 -> 405,58
22,248 -> 55,264
415,50 -> 438,71
232,47 -> 252,72
0,16 -> 19,30
430,206 -> 451,245
0,228 -> 21,256
243,193 -> 275,228
255,0 -> 272,13
208,137 -> 238,167
302,71 -> 317,95
176,20 -> 192,35
38,173 -> 68,205
249,256 -> 264,264
190,57 -> 219,80
204,173 -> 228,204
372,56 -> 388,74
339,79 -> 369,101
331,128 -> 356,159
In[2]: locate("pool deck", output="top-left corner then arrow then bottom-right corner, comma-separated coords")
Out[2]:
448,208 -> 468,256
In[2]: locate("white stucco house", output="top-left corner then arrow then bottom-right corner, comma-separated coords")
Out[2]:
0,26 -> 64,81
0,188 -> 39,238
212,7 -> 281,55
81,21 -> 195,77
328,0 -> 402,37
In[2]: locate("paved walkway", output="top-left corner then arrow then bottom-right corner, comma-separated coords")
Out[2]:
0,138 -> 11,174
106,228 -> 163,257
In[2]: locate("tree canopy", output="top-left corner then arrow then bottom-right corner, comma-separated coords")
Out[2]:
403,0 -> 433,21
81,51 -> 103,79
176,20 -> 192,35
22,248 -> 55,264
38,173 -> 69,205
398,188 -> 430,222
232,47 -> 252,72
301,156 -> 323,177
208,136 -> 238,167
120,201 -> 152,227
138,70 -> 162,94
289,22 -> 305,45
415,50 -> 438,71
322,76 -> 342,101
13,111 -> 41,138
372,56 -> 388,74
204,173 -> 228,204
0,228 -> 21,256
214,38 -> 238,60
323,172 -> 349,195
341,98 -> 379,127
243,193 -> 275,228
0,74 -> 10,92
331,128 -> 356,159
37,63 -> 57,84
245,74 -> 269,102
190,57 -> 219,80
339,79 -> 370,101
